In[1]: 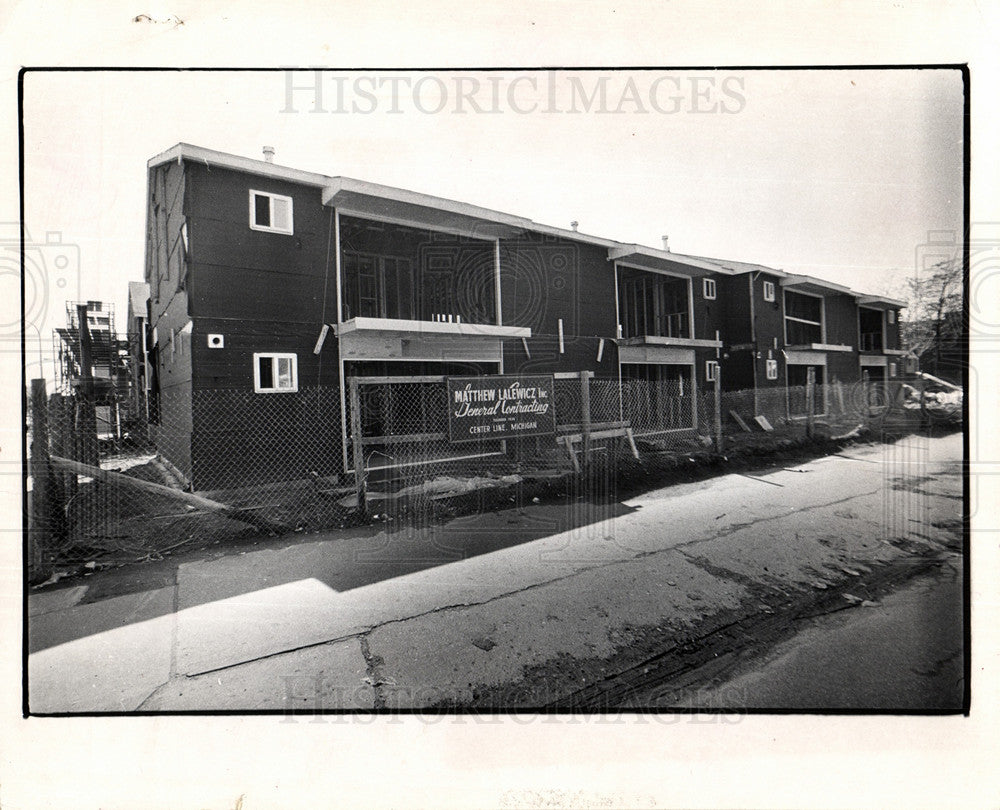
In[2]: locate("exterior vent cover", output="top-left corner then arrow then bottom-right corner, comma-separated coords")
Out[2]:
207,333 -> 225,349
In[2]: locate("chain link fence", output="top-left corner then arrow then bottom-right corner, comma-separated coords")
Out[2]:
27,371 -> 943,579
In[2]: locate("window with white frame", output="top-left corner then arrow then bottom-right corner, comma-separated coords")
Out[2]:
766,358 -> 778,379
703,278 -> 717,300
705,360 -> 719,382
763,280 -> 775,302
254,352 -> 298,393
249,190 -> 293,235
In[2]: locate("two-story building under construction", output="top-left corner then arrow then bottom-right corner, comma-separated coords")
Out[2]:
138,143 -> 906,490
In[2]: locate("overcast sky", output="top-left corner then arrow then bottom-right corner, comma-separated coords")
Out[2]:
20,68 -> 964,375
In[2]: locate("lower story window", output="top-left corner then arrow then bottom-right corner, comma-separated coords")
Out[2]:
254,352 -> 298,393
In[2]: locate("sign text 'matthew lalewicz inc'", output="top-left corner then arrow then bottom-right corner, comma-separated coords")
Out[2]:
446,376 -> 557,443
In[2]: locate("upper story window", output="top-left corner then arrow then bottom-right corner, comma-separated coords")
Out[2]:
254,352 -> 298,393
617,267 -> 690,339
784,290 -> 824,345
859,307 -> 885,352
763,280 -> 776,302
703,278 -> 717,300
249,190 -> 293,235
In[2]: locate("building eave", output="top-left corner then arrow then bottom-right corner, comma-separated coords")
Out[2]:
323,178 -> 534,240
620,335 -> 724,349
148,143 -> 334,188
857,294 -> 907,309
609,245 -> 728,277
781,274 -> 854,295
335,317 -> 530,339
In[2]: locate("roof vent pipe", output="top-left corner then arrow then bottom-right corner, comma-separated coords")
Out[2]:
661,234 -> 670,252
570,221 -> 579,232
262,146 -> 275,163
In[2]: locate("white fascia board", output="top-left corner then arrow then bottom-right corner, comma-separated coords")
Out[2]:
529,222 -> 620,249
148,143 -> 333,188
810,343 -> 854,352
780,274 -> 854,295
857,295 -> 907,308
608,245 -> 729,274
322,177 -> 534,229
621,335 -> 723,349
337,317 -> 530,339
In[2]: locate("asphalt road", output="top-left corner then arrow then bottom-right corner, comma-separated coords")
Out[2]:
654,555 -> 964,711
29,432 -> 965,711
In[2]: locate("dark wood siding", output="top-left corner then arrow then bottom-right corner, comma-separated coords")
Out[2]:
145,160 -> 194,478
751,273 -> 785,390
885,308 -> 902,350
191,385 -> 342,491
159,162 -> 343,487
827,351 -> 860,385
824,292 -> 859,347
692,273 -> 723,343
722,350 -> 756,390
718,275 -> 752,346
189,317 -> 335,390
184,162 -> 335,326
502,334 -> 619,379
500,233 -> 616,339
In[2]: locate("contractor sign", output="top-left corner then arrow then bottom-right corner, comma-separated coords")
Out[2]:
446,375 -> 557,443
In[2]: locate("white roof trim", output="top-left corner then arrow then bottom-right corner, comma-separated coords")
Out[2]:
781,274 -> 854,295
323,178 -> 533,229
148,143 -> 332,188
857,295 -> 907,308
147,144 -> 906,303
609,245 -> 729,274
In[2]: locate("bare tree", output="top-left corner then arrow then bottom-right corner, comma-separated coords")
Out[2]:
902,257 -> 963,378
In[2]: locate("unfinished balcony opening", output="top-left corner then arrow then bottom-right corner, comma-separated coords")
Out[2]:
617,267 -> 690,340
859,306 -> 885,352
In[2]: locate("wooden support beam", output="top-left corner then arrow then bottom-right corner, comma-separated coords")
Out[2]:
49,455 -> 290,535
624,427 -> 640,460
728,410 -> 752,433
361,431 -> 446,446
560,436 -> 581,473
349,377 -> 367,517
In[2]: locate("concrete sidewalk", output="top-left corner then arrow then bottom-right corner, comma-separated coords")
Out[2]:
27,432 -> 964,712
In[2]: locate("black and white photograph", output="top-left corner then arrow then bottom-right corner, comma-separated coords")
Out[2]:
3,4 -> 999,809
21,66 -> 967,714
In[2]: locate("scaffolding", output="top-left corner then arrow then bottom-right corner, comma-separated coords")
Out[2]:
51,301 -> 131,446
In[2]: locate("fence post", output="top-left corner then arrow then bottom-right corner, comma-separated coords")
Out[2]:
579,370 -> 592,472
713,367 -> 723,452
349,377 -> 367,517
29,379 -> 57,583
834,378 -> 845,415
805,366 -> 816,438
49,393 -> 77,505
918,376 -> 928,427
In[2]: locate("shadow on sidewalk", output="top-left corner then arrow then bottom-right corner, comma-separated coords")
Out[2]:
28,497 -> 638,654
